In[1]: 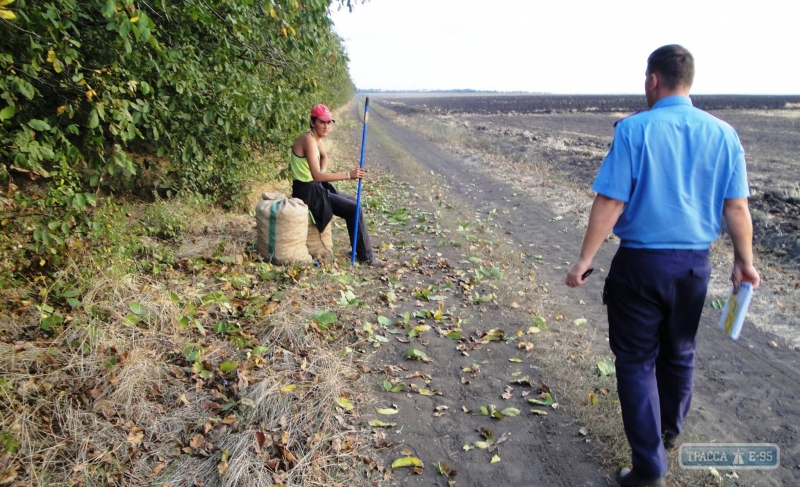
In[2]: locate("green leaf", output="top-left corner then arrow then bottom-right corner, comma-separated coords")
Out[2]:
597,358 -> 616,376
219,361 -> 238,373
0,433 -> 20,454
402,347 -> 428,361
102,0 -> 116,18
67,298 -> 82,308
528,393 -> 554,406
61,288 -> 80,298
73,193 -> 87,209
445,331 -> 462,340
532,316 -> 547,329
573,318 -> 587,326
40,314 -> 63,332
203,111 -> 214,125
376,407 -> 399,415
122,314 -> 140,326
312,311 -> 338,325
128,302 -> 146,316
369,419 -> 396,428
500,408 -> 520,417
0,105 -> 15,121
391,457 -> 423,469
336,397 -> 354,411
377,316 -> 393,327
88,109 -> 99,128
252,346 -> 269,356
28,119 -> 51,131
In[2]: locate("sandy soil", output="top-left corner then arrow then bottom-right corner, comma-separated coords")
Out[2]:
353,95 -> 800,486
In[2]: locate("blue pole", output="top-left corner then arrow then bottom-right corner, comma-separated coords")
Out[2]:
351,97 -> 369,266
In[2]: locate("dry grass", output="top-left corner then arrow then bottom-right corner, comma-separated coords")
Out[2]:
0,104 -> 381,486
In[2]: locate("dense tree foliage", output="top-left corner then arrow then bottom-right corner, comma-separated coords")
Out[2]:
0,0 -> 355,278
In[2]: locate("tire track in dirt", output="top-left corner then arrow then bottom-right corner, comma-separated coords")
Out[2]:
355,106 -> 610,486
366,102 -> 800,486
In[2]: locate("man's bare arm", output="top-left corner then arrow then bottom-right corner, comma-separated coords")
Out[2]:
304,135 -> 361,182
723,197 -> 760,290
566,194 -> 625,287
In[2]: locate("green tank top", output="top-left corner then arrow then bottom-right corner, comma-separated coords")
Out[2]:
290,133 -> 319,182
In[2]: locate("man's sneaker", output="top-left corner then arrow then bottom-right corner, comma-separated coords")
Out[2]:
367,258 -> 386,268
618,468 -> 666,487
663,433 -> 679,451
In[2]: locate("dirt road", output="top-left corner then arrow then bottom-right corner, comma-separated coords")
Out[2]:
355,99 -> 800,486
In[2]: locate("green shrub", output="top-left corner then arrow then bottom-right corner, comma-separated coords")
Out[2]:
1,0 -> 355,280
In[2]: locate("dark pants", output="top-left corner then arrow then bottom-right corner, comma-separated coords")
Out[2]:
328,191 -> 374,262
605,247 -> 711,477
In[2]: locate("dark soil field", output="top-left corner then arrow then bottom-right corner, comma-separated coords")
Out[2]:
379,94 -> 800,116
355,94 -> 800,487
379,94 -> 800,273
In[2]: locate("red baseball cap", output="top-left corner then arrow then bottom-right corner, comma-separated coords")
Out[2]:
310,104 -> 334,122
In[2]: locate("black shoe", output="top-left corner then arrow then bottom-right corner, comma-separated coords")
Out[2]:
663,433 -> 679,450
618,468 -> 666,487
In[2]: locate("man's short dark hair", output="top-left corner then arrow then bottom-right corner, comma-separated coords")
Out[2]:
647,45 -> 694,89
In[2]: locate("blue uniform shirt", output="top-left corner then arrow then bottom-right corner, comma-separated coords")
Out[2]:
592,95 -> 749,249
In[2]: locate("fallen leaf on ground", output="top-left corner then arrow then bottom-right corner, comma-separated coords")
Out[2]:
528,393 -> 554,406
336,397 -> 354,411
597,357 -> 615,376
370,419 -> 396,428
126,427 -> 144,446
376,407 -> 399,415
391,456 -> 423,468
402,347 -> 429,361
490,455 -> 501,463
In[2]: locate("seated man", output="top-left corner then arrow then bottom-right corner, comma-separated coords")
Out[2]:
289,104 -> 385,267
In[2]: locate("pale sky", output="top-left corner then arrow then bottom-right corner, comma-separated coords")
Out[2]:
330,0 -> 799,94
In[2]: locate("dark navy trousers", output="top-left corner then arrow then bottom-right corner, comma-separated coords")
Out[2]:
605,247 -> 711,477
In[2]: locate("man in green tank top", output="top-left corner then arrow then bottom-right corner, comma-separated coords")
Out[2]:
290,104 -> 385,267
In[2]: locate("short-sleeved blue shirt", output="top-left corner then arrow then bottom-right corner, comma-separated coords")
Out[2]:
592,95 -> 749,249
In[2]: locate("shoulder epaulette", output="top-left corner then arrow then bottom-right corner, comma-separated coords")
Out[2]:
614,109 -> 647,127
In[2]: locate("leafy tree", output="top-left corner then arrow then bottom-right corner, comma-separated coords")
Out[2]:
0,0 -> 355,279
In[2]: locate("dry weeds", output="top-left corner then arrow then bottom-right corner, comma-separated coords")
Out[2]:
0,102 -> 382,487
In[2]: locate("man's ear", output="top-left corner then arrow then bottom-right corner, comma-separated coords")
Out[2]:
647,72 -> 659,90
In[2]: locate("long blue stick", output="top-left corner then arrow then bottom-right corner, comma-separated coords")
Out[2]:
351,97 -> 369,266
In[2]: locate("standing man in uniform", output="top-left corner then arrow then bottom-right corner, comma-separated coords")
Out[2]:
565,45 -> 760,487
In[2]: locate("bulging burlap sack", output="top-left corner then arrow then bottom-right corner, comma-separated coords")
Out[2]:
255,193 -> 312,264
307,220 -> 333,260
